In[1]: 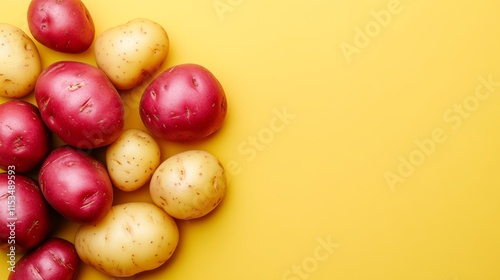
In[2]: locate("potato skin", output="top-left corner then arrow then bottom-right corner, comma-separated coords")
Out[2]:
106,128 -> 161,192
0,23 -> 42,98
8,238 -> 79,280
150,150 -> 227,220
75,202 -> 179,277
27,0 -> 95,53
95,18 -> 169,90
0,101 -> 51,173
38,146 -> 113,224
0,174 -> 53,253
34,61 -> 124,149
140,64 -> 227,142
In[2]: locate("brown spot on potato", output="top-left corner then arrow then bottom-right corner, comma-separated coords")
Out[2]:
67,81 -> 85,91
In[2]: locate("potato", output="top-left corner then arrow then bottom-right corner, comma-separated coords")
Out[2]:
140,63 -> 227,142
34,61 -> 124,149
150,150 -> 227,220
75,202 -> 179,277
94,18 -> 169,90
106,128 -> 161,192
27,0 -> 95,53
0,100 -> 51,173
0,173 -> 53,253
0,23 -> 42,98
38,146 -> 113,224
8,238 -> 79,280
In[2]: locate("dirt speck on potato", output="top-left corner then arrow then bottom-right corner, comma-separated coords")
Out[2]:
150,150 -> 227,220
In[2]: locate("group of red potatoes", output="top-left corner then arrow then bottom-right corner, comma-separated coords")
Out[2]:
0,0 -> 229,278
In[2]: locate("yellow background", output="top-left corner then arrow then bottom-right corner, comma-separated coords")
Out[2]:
2,0 -> 500,279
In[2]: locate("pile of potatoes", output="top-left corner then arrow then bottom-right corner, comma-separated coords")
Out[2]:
0,0 -> 228,278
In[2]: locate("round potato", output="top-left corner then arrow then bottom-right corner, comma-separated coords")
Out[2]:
27,0 -> 95,53
94,18 -> 169,90
106,128 -> 161,191
150,150 -> 227,220
0,23 -> 42,98
0,100 -> 51,173
74,202 -> 179,277
139,63 -> 227,142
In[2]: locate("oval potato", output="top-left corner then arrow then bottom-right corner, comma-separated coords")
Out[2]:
74,202 -> 179,277
39,146 -> 114,224
34,61 -> 124,149
150,150 -> 227,220
0,174 -> 53,253
0,23 -> 41,98
94,18 -> 169,90
106,128 -> 161,191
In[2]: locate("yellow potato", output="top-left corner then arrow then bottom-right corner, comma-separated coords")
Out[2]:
106,128 -> 161,191
74,202 -> 179,277
150,150 -> 227,220
0,23 -> 42,98
94,18 -> 169,90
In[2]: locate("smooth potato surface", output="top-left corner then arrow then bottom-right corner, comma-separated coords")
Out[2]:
0,23 -> 41,98
106,128 -> 161,191
0,100 -> 51,173
0,174 -> 53,253
27,0 -> 95,53
139,63 -> 228,142
74,202 -> 179,277
34,61 -> 124,149
95,18 -> 169,90
39,146 -> 114,224
150,150 -> 227,220
8,238 -> 79,280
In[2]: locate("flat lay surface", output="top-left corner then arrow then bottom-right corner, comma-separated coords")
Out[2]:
1,0 -> 500,279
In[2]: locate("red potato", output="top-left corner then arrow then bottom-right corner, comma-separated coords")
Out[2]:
0,100 -> 51,173
35,61 -> 124,150
38,146 -> 113,224
0,173 -> 53,253
140,63 -> 227,142
27,0 -> 95,53
8,237 -> 79,280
